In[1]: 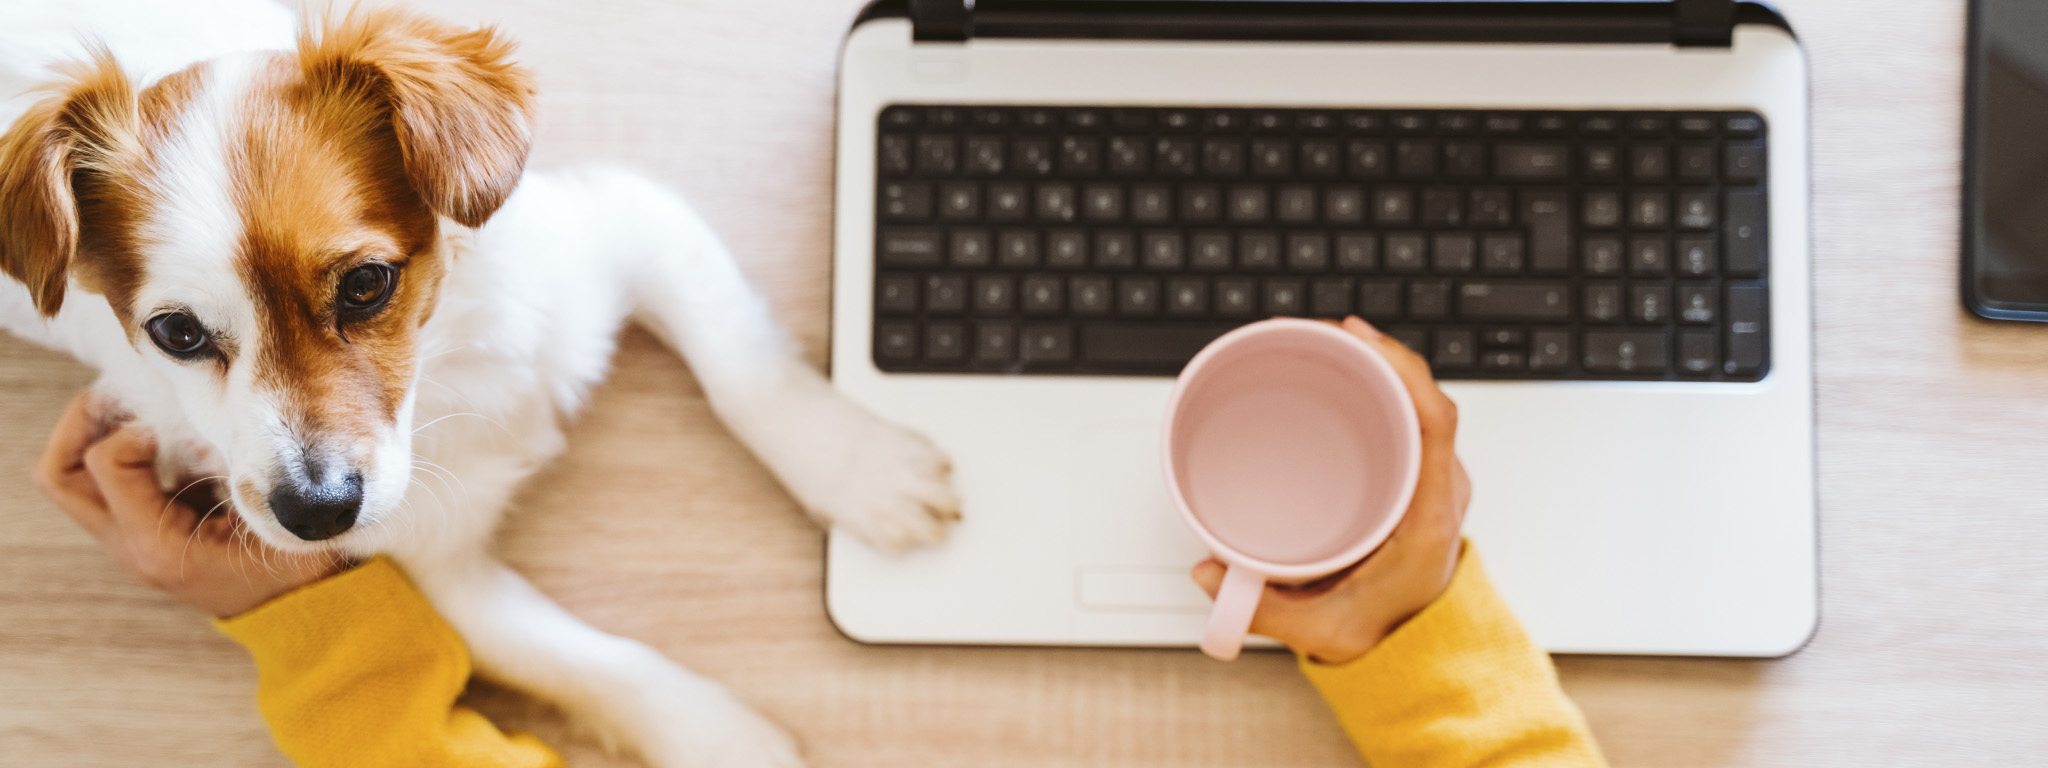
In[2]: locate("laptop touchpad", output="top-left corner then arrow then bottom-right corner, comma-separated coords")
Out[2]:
1069,423 -> 1208,571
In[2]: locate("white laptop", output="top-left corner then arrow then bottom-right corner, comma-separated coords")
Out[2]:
826,0 -> 1814,656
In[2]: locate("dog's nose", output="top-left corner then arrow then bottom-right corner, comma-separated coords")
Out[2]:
268,469 -> 363,541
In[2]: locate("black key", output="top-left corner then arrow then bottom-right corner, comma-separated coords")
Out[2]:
1021,324 -> 1075,365
1118,277 -> 1162,316
1251,139 -> 1293,176
1483,113 -> 1526,134
979,183 -> 1023,222
1384,234 -> 1427,273
1584,283 -> 1622,323
915,135 -> 958,174
1301,140 -> 1342,176
1437,113 -> 1478,133
1287,234 -> 1330,271
879,227 -> 942,267
1677,284 -> 1718,324
1676,235 -> 1716,277
1678,331 -> 1718,376
1216,279 -> 1258,317
973,275 -> 1015,314
1079,323 -> 1235,372
1166,278 -> 1209,317
1335,233 -> 1379,271
974,322 -> 1017,366
1059,136 -> 1102,174
1724,113 -> 1764,136
1357,280 -> 1402,320
1676,114 -> 1717,135
1520,190 -> 1571,273
1677,143 -> 1717,181
1583,331 -> 1670,374
1325,187 -> 1367,223
1348,140 -> 1390,177
937,182 -> 981,220
1130,184 -> 1172,223
1421,187 -> 1465,226
1433,329 -> 1476,370
1191,232 -> 1233,271
946,229 -> 989,268
1156,138 -> 1198,175
1013,138 -> 1054,175
1203,138 -> 1247,176
1677,190 -> 1717,230
1725,141 -> 1765,183
1392,112 -> 1431,133
1444,141 -> 1486,178
877,274 -> 919,314
965,136 -> 1006,174
1045,229 -> 1087,269
1070,276 -> 1112,316
968,111 -> 1004,132
1018,109 -> 1054,130
1629,114 -> 1670,134
1065,109 -> 1105,130
1264,278 -> 1307,315
1022,275 -> 1065,315
1387,327 -> 1430,355
1397,139 -> 1439,177
1082,184 -> 1124,222
1107,136 -> 1149,175
1582,144 -> 1621,178
1480,350 -> 1527,373
877,321 -> 919,362
1583,236 -> 1624,275
1409,279 -> 1452,320
1469,188 -> 1512,227
998,229 -> 1040,268
1584,191 -> 1623,229
879,135 -> 913,175
1239,233 -> 1282,271
1181,185 -> 1223,223
1495,143 -> 1570,179
1228,185 -> 1270,223
1482,327 -> 1527,348
1630,145 -> 1669,181
1459,282 -> 1571,321
1631,285 -> 1670,324
1036,183 -> 1078,223
1095,231 -> 1137,269
1374,187 -> 1416,225
1311,278 -> 1354,316
926,322 -> 967,362
1481,235 -> 1525,274
1724,191 -> 1767,277
1276,186 -> 1319,223
1630,236 -> 1669,276
1726,284 -> 1767,376
1142,231 -> 1185,271
1530,330 -> 1573,372
1630,191 -> 1669,229
1580,114 -> 1622,134
881,183 -> 933,222
1432,234 -> 1477,274
928,107 -> 961,128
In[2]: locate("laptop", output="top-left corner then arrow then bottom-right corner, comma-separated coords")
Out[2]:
826,0 -> 1815,657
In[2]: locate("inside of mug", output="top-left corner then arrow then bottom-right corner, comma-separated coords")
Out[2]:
1169,332 -> 1414,568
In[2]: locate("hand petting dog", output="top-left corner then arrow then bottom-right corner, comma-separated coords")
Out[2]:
35,392 -> 344,618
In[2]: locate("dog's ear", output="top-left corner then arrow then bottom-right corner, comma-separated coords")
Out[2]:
298,9 -> 536,228
0,50 -> 137,317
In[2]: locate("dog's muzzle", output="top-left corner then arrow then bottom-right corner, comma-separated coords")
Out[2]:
268,466 -> 364,541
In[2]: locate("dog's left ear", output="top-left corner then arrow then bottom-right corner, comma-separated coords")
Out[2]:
0,50 -> 139,317
298,9 -> 536,228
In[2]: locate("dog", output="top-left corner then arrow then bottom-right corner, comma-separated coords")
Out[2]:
0,2 -> 960,765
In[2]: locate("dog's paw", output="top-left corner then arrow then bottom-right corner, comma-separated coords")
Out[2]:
769,388 -> 960,552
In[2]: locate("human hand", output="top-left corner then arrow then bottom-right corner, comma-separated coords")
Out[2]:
33,392 -> 348,618
1192,317 -> 1472,665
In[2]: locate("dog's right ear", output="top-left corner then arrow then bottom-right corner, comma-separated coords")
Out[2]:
0,50 -> 137,317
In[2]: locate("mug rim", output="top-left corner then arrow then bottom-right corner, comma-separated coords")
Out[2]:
1161,318 -> 1424,582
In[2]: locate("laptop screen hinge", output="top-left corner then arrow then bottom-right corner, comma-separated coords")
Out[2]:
911,0 -> 972,42
1673,0 -> 1736,47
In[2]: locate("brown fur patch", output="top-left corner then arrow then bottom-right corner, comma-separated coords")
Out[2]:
0,49 -> 142,317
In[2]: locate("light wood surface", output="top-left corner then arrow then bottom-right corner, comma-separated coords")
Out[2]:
4,1 -> 2048,765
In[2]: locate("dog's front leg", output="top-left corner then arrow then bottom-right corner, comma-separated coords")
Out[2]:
399,552 -> 803,768
597,171 -> 961,551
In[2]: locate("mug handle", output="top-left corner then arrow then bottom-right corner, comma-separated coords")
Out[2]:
1202,564 -> 1265,661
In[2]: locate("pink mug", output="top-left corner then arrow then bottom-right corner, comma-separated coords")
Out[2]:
1163,319 -> 1423,661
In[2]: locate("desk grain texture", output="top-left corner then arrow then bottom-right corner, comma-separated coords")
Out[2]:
2,1 -> 2045,765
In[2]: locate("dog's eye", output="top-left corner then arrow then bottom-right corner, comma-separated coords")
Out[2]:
145,312 -> 211,358
338,264 -> 396,315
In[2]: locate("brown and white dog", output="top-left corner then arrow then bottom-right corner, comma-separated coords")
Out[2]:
0,3 -> 958,765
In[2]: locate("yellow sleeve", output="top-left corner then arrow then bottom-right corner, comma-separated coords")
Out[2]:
1300,545 -> 1606,767
215,557 -> 562,768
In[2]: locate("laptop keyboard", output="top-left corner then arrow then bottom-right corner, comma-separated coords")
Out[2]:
870,105 -> 1770,381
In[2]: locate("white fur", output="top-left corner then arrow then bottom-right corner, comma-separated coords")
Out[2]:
0,3 -> 959,766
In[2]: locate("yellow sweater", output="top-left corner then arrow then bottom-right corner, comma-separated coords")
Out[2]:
217,549 -> 1599,767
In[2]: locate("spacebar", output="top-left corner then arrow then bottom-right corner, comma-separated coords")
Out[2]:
1080,323 -> 1239,374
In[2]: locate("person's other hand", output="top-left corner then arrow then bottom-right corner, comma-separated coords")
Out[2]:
33,392 -> 348,618
1192,317 -> 1472,665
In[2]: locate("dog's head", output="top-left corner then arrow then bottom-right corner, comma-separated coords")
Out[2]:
0,10 -> 534,549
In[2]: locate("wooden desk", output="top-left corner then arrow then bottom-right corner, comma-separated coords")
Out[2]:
3,1 -> 2044,764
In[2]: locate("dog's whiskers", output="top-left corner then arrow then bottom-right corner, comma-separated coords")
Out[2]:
157,474 -> 226,540
175,495 -> 235,581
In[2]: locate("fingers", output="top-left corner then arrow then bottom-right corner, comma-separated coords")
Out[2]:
1191,559 -> 1358,650
1340,317 -> 1458,449
36,393 -> 115,539
84,427 -> 197,562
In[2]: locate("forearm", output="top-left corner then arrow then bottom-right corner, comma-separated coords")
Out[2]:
216,558 -> 561,768
1302,544 -> 1605,767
